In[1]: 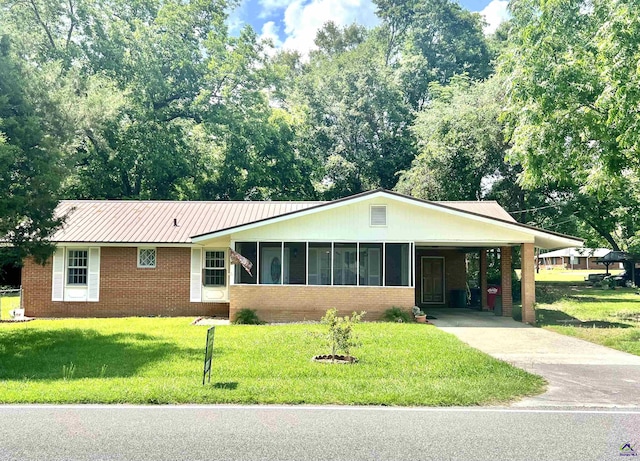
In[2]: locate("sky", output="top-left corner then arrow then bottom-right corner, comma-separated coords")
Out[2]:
228,0 -> 510,56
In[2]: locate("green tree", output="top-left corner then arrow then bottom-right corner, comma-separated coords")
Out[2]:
2,0 -> 313,201
375,0 -> 492,109
396,75 -> 584,239
293,26 -> 415,198
0,36 -> 63,263
501,0 -> 640,252
397,77 -> 506,201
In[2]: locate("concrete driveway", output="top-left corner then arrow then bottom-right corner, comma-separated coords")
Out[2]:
429,308 -> 640,408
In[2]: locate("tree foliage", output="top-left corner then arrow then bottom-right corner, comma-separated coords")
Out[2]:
8,0 -> 636,264
293,25 -> 416,198
375,0 -> 492,109
501,0 -> 640,251
397,76 -> 506,201
0,36 -> 63,262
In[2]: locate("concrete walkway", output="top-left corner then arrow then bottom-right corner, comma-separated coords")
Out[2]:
429,308 -> 640,408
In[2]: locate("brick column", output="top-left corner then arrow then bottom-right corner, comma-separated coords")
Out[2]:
500,246 -> 513,317
480,249 -> 488,310
521,243 -> 536,325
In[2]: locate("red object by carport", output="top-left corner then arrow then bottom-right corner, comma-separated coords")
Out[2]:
487,285 -> 501,309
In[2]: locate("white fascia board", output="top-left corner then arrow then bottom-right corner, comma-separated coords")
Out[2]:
52,242 -> 194,247
530,233 -> 584,250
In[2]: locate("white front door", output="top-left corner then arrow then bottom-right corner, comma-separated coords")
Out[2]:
260,247 -> 282,284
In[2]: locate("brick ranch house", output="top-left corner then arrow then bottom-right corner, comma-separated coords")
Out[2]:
22,189 -> 582,324
536,247 -> 613,270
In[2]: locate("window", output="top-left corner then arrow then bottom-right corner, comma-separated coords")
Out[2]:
370,205 -> 387,226
308,243 -> 331,285
260,243 -> 283,285
138,248 -> 156,268
67,249 -> 88,285
385,243 -> 410,286
235,242 -> 257,284
231,241 -> 413,288
204,251 -> 226,286
284,242 -> 306,285
333,243 -> 357,285
359,243 -> 382,286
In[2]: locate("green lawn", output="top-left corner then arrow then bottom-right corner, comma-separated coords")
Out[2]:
0,318 -> 544,405
0,297 -> 20,320
535,284 -> 640,356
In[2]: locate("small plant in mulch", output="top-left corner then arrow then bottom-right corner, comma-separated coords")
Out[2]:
313,308 -> 365,364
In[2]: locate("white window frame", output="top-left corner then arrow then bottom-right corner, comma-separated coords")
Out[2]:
66,248 -> 89,286
203,249 -> 226,287
137,247 -> 157,268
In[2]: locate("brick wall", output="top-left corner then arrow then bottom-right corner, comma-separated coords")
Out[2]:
229,285 -> 415,323
22,247 -> 228,318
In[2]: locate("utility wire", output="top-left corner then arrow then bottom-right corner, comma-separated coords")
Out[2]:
509,203 -> 565,214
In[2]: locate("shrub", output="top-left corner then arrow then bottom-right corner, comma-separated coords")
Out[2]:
321,308 -> 365,357
233,309 -> 264,325
382,307 -> 412,323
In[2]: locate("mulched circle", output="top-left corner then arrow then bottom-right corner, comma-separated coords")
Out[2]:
312,354 -> 358,364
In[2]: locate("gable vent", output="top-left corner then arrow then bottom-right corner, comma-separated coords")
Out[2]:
370,205 -> 387,226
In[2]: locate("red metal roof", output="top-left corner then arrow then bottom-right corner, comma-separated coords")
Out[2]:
51,197 -> 516,243
52,201 -> 324,243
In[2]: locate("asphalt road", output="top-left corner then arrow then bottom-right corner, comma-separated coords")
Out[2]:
1,405 -> 638,461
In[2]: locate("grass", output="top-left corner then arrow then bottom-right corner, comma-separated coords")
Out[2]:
0,296 -> 20,320
535,284 -> 640,356
0,318 -> 545,405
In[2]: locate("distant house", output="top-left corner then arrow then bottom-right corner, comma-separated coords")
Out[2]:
535,247 -> 613,270
22,189 -> 582,324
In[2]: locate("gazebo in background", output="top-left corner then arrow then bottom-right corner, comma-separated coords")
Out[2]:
595,251 -> 639,283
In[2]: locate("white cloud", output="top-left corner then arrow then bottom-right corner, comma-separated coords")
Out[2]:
259,21 -> 284,55
281,0 -> 379,56
258,0 -> 294,16
478,0 -> 510,34
226,1 -> 248,36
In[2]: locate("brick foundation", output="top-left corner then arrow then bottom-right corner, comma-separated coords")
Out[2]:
229,285 -> 415,323
22,247 -> 228,318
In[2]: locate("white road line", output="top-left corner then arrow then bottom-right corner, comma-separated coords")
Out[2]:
1,404 -> 640,414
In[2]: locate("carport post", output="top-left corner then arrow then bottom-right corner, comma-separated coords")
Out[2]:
500,246 -> 513,317
521,243 -> 536,325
